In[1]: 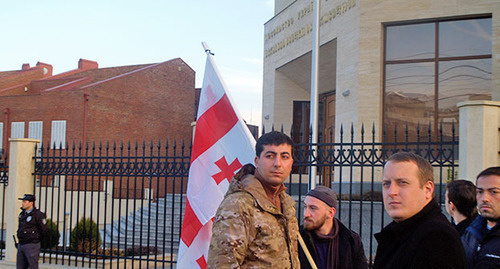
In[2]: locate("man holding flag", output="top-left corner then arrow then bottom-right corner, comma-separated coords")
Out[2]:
207,131 -> 300,268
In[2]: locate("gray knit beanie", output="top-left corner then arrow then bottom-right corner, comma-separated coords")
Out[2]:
306,185 -> 338,208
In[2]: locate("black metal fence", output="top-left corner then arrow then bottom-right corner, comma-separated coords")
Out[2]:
28,123 -> 457,268
287,123 -> 458,265
33,141 -> 190,268
0,150 -> 7,257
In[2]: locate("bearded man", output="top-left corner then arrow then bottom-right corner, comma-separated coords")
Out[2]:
298,185 -> 367,269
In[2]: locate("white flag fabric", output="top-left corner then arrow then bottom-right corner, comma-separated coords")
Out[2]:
177,52 -> 256,268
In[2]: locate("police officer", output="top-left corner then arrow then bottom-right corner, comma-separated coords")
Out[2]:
16,194 -> 47,269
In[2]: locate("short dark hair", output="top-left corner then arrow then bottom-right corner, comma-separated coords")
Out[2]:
387,152 -> 434,186
255,131 -> 293,157
476,166 -> 500,181
447,180 -> 477,218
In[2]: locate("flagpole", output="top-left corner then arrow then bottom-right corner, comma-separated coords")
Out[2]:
202,41 -> 214,56
309,0 -> 320,190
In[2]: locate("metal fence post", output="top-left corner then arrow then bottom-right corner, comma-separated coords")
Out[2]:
5,138 -> 39,262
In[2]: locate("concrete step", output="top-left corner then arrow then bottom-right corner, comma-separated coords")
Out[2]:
102,195 -> 185,254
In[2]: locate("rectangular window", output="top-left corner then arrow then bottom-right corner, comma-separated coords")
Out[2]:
29,121 -> 43,155
28,121 -> 43,141
384,17 -> 492,143
11,122 -> 25,138
51,120 -> 66,149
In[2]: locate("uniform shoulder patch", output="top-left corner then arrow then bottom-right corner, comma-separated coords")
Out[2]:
42,219 -> 47,225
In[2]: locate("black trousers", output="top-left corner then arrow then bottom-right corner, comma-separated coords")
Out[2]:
17,242 -> 40,269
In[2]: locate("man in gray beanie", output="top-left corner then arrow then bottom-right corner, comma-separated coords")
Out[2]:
298,185 -> 367,269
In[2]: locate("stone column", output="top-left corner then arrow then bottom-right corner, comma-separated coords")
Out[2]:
5,138 -> 39,262
458,100 -> 500,181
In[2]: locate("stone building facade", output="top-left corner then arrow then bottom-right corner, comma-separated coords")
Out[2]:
264,0 -> 500,143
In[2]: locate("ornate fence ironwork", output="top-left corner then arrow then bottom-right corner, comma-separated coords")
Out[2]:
30,122 -> 457,268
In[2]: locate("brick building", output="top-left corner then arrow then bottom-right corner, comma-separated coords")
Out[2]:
0,58 -> 196,153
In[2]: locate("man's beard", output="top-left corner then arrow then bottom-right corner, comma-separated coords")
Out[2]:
304,214 -> 328,231
479,204 -> 499,222
484,215 -> 500,223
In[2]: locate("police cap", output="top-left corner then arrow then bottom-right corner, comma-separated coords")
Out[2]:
18,194 -> 36,202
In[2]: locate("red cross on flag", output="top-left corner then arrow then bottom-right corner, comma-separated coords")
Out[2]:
177,44 -> 256,268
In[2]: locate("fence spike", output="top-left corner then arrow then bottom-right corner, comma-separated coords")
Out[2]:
405,123 -> 409,144
428,121 -> 432,141
417,122 -> 421,142
394,123 -> 398,142
439,120 -> 443,139
318,125 -> 323,143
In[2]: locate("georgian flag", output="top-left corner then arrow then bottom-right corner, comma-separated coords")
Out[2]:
176,48 -> 256,268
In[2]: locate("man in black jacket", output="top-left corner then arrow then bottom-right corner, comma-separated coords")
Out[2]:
373,152 -> 465,269
299,186 -> 367,269
462,166 -> 500,268
445,180 -> 478,236
17,194 -> 48,269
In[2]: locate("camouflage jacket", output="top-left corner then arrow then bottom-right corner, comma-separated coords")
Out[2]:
207,174 -> 300,268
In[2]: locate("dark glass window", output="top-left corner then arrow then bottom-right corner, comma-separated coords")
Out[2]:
385,62 -> 435,140
439,18 -> 492,57
384,17 -> 492,142
438,59 -> 491,137
386,23 -> 435,61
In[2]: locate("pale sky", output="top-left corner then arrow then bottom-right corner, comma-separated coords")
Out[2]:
0,0 -> 274,126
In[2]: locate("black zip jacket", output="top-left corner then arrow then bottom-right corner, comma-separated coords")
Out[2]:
462,215 -> 500,268
373,199 -> 466,269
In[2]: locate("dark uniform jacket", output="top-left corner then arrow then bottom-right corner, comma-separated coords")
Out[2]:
17,207 -> 48,245
373,199 -> 466,269
299,221 -> 368,269
462,215 -> 500,268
